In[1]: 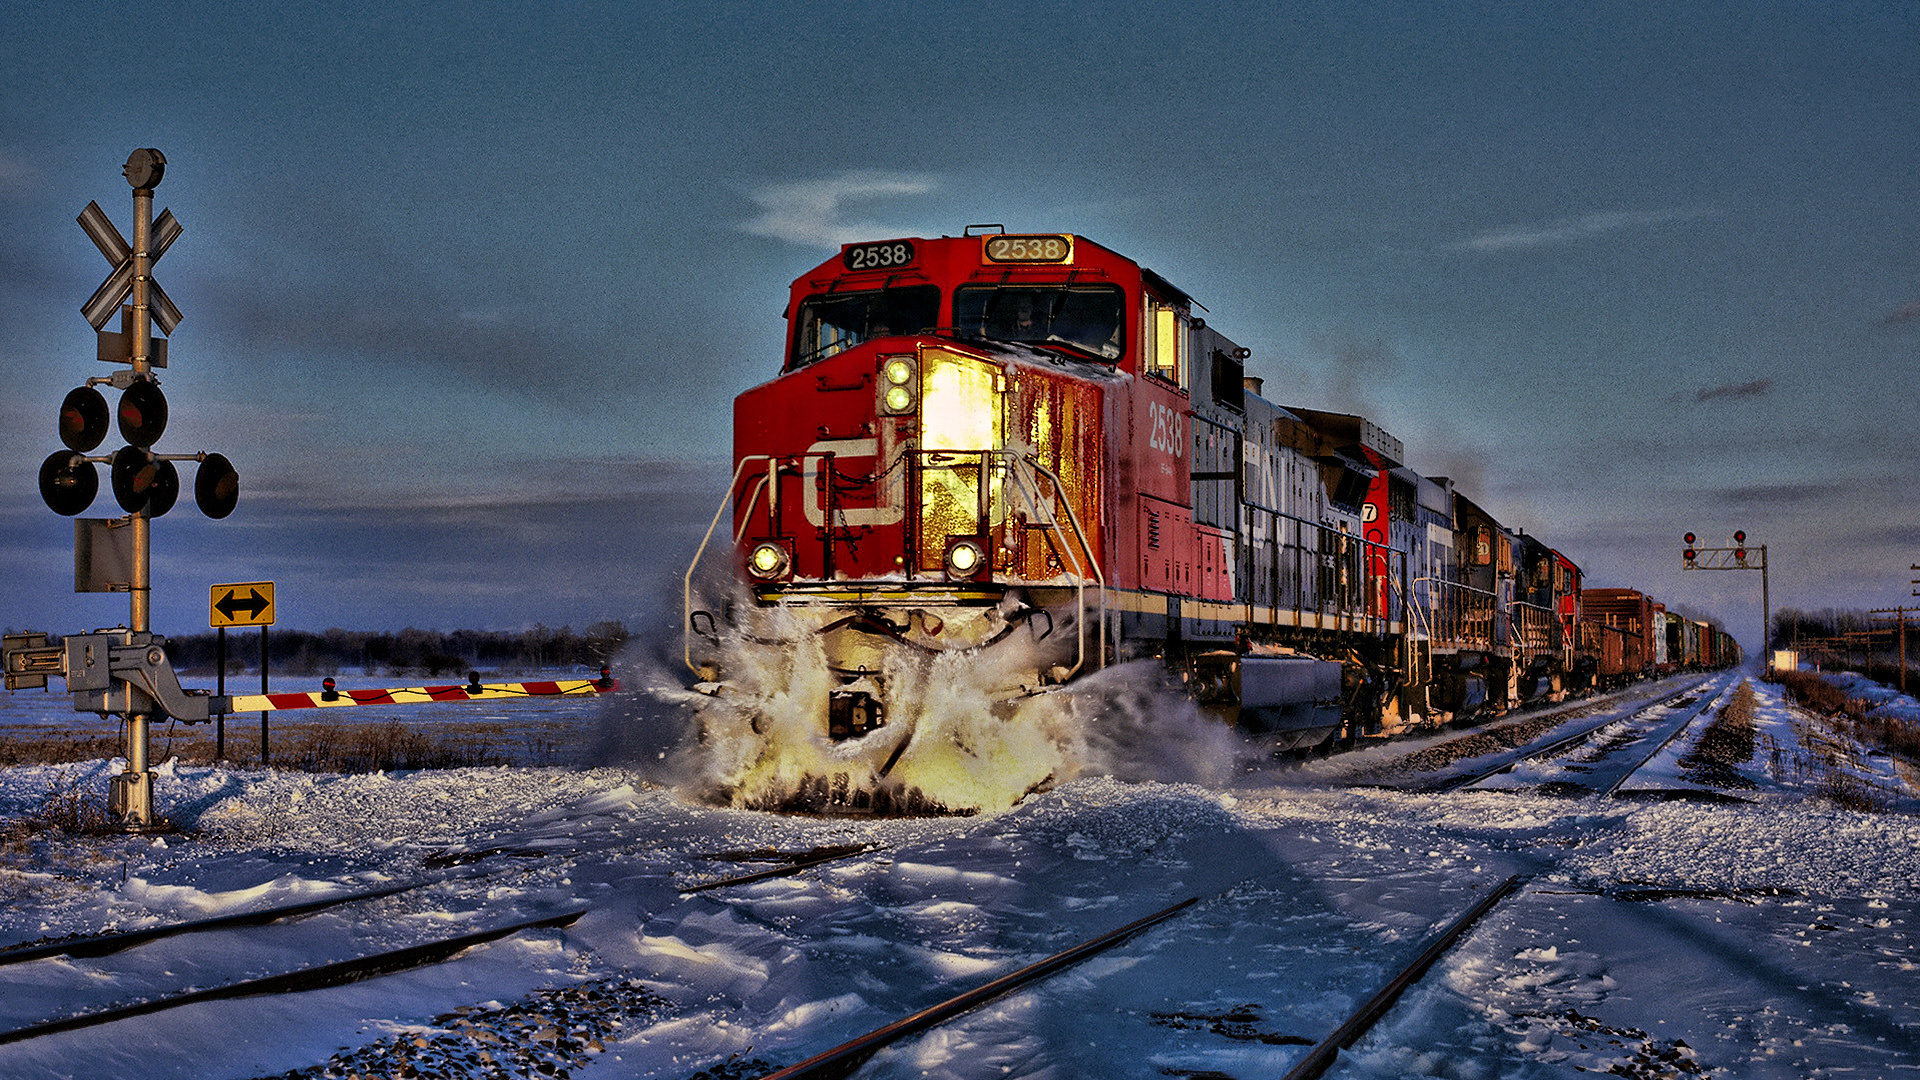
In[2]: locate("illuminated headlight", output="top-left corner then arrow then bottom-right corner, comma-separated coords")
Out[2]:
878,356 -> 917,414
747,541 -> 790,579
943,539 -> 986,579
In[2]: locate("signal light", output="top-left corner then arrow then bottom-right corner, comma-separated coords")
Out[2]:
1684,548 -> 1697,562
195,453 -> 239,519
60,387 -> 110,452
117,379 -> 168,447
39,451 -> 99,516
1733,530 -> 1745,543
146,459 -> 180,517
110,445 -> 162,513
1683,532 -> 1695,545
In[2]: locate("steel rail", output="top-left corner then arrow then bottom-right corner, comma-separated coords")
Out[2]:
1279,875 -> 1524,1080
681,844 -> 883,894
753,895 -> 1199,1080
0,880 -> 422,968
1425,679 -> 1710,793
1598,677 -> 1728,798
0,908 -> 587,1047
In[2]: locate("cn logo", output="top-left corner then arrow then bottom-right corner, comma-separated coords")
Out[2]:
802,438 -> 904,527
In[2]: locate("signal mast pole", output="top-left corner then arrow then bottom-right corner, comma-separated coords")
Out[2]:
120,149 -> 163,827
1680,530 -> 1768,672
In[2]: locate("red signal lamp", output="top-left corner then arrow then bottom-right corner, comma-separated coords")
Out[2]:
110,445 -> 162,513
117,379 -> 168,448
147,459 -> 180,517
1733,530 -> 1746,543
195,453 -> 240,519
1684,548 -> 1697,562
60,387 -> 110,452
1683,532 -> 1696,545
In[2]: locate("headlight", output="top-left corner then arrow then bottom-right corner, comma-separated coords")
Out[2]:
943,538 -> 987,579
878,356 -> 917,414
747,541 -> 790,579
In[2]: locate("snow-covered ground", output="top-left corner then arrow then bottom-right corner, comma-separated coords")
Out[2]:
0,671 -> 1914,1079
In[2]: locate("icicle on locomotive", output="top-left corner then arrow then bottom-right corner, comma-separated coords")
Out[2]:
683,229 -> 1737,813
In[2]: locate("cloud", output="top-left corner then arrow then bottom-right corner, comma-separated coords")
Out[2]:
739,171 -> 936,249
1882,295 -> 1920,326
1694,378 -> 1773,403
1449,207 -> 1713,253
1711,482 -> 1825,505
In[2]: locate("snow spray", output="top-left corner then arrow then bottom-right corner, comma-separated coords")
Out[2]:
598,601 -> 1258,813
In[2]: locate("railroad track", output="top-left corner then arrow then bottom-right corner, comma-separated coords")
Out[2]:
0,908 -> 587,1047
0,838 -> 883,1054
1419,676 -> 1725,795
729,875 -> 1528,1080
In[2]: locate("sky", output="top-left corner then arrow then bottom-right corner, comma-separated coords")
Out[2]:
1,1 -> 1915,650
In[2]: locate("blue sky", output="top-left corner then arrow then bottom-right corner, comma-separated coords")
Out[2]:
2,1 -> 1915,650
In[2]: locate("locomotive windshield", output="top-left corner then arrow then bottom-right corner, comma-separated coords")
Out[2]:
791,285 -> 940,368
954,284 -> 1124,360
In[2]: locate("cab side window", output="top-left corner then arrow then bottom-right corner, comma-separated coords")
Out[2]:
1144,298 -> 1191,388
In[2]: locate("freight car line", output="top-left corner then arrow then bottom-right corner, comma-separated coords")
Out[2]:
0,908 -> 586,1047
1278,875 -> 1525,1080
752,896 -> 1200,1080
1421,679 -> 1714,793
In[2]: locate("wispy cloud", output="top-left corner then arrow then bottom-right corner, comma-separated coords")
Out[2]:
0,154 -> 35,197
1449,207 -> 1714,253
1712,482 -> 1824,505
739,171 -> 936,249
1695,378 -> 1773,403
1882,295 -> 1920,326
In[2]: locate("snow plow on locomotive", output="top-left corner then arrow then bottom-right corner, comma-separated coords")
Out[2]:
684,230 -> 1738,813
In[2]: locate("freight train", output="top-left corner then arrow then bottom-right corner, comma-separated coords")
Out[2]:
683,230 -> 1738,812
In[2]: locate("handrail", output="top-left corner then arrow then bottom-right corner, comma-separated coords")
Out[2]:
1009,452 -> 1107,675
1413,575 -> 1498,652
684,455 -> 774,676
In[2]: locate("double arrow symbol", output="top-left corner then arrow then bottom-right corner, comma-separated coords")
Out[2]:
215,587 -> 271,623
78,200 -> 183,334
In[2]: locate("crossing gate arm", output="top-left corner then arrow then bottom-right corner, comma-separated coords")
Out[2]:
217,675 -> 619,715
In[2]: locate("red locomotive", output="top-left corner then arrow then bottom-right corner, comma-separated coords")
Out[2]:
685,230 -> 1738,812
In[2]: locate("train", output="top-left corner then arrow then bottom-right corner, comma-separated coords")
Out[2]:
683,230 -> 1739,813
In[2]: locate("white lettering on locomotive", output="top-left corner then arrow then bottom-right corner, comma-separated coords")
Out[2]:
1148,400 -> 1185,458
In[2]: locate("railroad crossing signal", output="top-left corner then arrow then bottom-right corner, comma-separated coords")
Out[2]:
38,152 -> 240,525
210,581 -> 276,628
19,149 -> 244,832
77,151 -> 183,334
